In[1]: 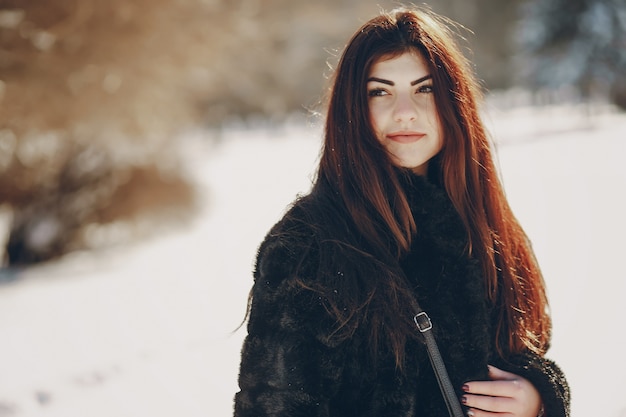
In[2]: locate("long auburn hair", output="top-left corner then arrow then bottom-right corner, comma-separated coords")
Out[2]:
313,7 -> 551,360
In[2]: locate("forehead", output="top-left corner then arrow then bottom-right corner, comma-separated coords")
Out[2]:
368,51 -> 430,79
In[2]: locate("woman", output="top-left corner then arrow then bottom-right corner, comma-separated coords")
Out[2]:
234,7 -> 570,417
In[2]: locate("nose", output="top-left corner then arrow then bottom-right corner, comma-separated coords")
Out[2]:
393,93 -> 417,122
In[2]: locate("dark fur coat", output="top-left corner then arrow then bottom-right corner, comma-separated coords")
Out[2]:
234,174 -> 570,417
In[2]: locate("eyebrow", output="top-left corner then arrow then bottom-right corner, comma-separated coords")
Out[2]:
367,74 -> 432,86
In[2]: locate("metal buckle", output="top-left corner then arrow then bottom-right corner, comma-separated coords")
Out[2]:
414,312 -> 433,333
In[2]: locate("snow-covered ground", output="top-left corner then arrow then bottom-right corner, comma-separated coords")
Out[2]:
0,103 -> 624,417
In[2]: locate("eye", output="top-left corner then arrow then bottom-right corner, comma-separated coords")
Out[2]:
368,88 -> 388,97
416,84 -> 434,94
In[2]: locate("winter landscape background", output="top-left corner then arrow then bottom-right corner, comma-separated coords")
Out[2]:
0,100 -> 625,417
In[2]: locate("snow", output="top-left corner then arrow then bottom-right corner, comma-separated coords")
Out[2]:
0,105 -> 625,417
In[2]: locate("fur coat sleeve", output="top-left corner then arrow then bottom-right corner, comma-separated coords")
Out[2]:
234,205 -> 344,417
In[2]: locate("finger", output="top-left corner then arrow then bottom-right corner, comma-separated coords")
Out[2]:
462,393 -> 515,414
465,407 -> 515,417
465,407 -> 510,417
463,380 -> 517,397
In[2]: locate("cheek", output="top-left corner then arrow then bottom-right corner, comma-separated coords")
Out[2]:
432,123 -> 444,150
368,104 -> 386,137
423,100 -> 440,127
426,105 -> 443,143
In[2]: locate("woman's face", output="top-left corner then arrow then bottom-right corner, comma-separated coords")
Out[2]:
367,51 -> 443,175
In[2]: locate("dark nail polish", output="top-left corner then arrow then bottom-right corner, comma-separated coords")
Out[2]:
462,384 -> 470,392
461,395 -> 468,405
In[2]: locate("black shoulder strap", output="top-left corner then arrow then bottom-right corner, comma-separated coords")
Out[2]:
414,312 -> 465,417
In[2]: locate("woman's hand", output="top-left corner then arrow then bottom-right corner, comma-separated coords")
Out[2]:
461,365 -> 543,417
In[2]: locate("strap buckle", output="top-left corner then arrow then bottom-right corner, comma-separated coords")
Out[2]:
414,312 -> 433,333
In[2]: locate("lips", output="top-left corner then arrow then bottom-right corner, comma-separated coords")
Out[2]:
386,131 -> 426,143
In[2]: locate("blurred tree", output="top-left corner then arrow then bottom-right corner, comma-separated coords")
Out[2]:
0,0 -> 218,265
516,0 -> 626,108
